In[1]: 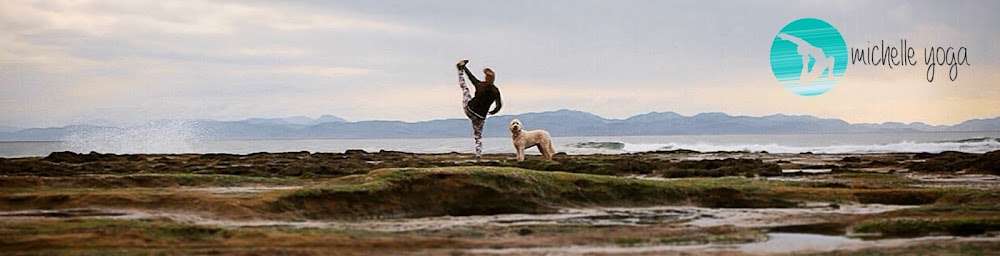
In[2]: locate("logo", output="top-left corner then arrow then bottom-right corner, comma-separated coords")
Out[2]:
769,18 -> 848,96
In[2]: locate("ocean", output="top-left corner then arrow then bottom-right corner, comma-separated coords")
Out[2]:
2,132 -> 999,158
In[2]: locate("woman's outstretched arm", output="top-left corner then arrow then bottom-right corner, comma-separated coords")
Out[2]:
489,87 -> 502,115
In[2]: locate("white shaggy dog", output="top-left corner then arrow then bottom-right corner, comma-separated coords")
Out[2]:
509,119 -> 556,161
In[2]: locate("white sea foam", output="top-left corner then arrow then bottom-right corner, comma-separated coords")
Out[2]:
608,138 -> 1000,154
4,132 -> 999,157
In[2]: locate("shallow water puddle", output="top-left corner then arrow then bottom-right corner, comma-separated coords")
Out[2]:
0,207 -> 693,231
0,208 -> 129,218
782,168 -> 833,174
342,207 -> 693,231
4,205 -> 982,254
182,186 -> 302,194
740,234 -> 1000,254
0,204 -> 913,232
685,204 -> 915,228
465,234 -> 1000,254
905,173 -> 1000,189
739,233 -> 860,253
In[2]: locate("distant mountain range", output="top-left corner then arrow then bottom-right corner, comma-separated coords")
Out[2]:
2,109 -> 999,141
242,115 -> 347,126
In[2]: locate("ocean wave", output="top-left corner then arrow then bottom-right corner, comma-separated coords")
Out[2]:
936,137 -> 1000,144
568,137 -> 1000,154
570,142 -> 626,150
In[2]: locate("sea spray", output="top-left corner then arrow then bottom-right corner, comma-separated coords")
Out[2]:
61,119 -> 204,154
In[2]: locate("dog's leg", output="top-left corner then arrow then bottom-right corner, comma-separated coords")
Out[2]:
516,145 -> 525,161
546,142 -> 557,160
539,140 -> 554,160
540,145 -> 550,160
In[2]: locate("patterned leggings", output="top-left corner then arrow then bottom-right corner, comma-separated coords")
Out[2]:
458,68 -> 485,158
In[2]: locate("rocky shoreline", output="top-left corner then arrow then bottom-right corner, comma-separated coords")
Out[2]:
1,150 -> 999,255
5,149 -> 999,178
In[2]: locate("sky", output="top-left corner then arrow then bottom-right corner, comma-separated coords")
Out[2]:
1,0 -> 998,128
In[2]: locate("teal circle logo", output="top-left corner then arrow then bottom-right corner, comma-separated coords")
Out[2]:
769,18 -> 848,96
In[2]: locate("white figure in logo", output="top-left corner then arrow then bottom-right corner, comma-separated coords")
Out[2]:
778,33 -> 835,85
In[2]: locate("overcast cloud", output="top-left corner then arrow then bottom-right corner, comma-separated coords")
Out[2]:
1,0 -> 998,127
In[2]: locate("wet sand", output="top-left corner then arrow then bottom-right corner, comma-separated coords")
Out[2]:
1,150 -> 999,255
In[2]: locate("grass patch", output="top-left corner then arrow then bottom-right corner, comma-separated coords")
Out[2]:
614,237 -> 645,246
275,167 -> 809,219
0,218 -> 230,245
276,167 -> 1000,219
0,173 -> 304,191
830,172 -> 916,189
0,219 -> 396,253
659,228 -> 766,245
853,217 -> 1000,237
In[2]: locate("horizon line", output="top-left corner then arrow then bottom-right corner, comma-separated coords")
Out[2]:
6,108 -> 999,130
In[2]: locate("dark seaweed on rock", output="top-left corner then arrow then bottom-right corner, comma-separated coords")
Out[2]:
908,150 -> 1000,174
5,150 -> 998,179
840,156 -> 863,162
511,155 -> 781,178
6,151 -> 384,177
655,158 -> 783,178
42,151 -> 138,163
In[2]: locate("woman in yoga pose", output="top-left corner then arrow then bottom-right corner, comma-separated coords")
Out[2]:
456,59 -> 502,158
